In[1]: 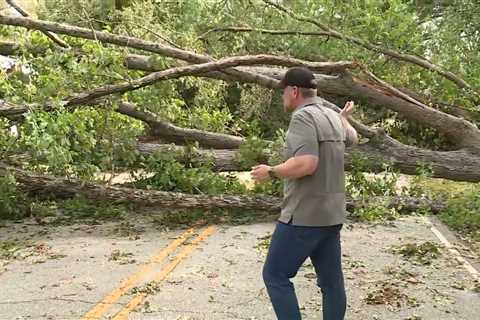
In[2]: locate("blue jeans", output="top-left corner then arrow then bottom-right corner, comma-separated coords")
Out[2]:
262,221 -> 346,320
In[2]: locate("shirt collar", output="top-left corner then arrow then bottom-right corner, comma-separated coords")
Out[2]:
292,97 -> 323,115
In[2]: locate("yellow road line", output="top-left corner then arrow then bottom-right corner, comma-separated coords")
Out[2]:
81,228 -> 195,320
111,226 -> 216,320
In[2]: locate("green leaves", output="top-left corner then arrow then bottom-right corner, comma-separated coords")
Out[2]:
134,150 -> 247,195
0,172 -> 29,220
18,107 -> 142,178
346,153 -> 399,198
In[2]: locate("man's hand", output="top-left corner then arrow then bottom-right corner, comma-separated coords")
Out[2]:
340,101 -> 354,119
339,100 -> 358,145
251,164 -> 272,183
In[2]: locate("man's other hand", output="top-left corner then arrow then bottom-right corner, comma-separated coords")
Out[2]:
251,164 -> 271,182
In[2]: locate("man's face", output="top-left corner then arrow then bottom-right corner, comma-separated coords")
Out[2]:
282,86 -> 298,112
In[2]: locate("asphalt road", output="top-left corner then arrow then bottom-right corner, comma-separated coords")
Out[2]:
0,214 -> 479,320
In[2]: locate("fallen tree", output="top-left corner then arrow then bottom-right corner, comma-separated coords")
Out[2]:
1,12 -> 479,215
2,15 -> 479,149
3,97 -> 480,182
124,55 -> 480,151
1,163 -> 446,214
136,132 -> 480,183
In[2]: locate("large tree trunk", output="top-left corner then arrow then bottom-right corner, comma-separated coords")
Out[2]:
1,163 -> 445,213
137,136 -> 480,183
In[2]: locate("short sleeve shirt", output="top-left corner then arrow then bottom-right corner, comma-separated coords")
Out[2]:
279,97 -> 347,226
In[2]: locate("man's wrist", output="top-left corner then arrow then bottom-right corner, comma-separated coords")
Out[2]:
268,166 -> 277,179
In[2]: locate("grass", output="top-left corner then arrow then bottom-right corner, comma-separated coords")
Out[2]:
417,179 -> 480,242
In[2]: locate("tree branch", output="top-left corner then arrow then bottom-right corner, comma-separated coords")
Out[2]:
0,14 -> 212,62
199,26 -> 334,42
261,0 -> 479,98
5,0 -> 69,48
123,56 -> 480,151
118,102 -> 244,149
0,14 -> 270,86
0,40 -> 19,55
65,55 -> 354,107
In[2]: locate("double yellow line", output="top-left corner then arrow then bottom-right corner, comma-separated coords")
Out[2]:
81,226 -> 216,320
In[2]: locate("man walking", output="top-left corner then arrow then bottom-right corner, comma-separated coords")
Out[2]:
251,67 -> 358,320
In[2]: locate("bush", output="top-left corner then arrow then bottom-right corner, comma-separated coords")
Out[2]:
0,173 -> 29,220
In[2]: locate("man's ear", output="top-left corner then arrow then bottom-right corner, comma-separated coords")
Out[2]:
293,86 -> 299,98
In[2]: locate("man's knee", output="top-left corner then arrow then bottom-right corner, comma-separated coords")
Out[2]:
262,263 -> 275,285
263,263 -> 298,286
316,276 -> 345,290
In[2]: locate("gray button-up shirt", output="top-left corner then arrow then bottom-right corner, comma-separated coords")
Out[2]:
279,97 -> 347,226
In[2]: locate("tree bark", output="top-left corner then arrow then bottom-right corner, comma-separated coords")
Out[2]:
136,143 -> 241,172
0,100 -> 27,120
118,102 -> 244,149
1,163 -> 445,214
123,55 -> 480,151
137,137 -> 480,183
0,41 -> 19,55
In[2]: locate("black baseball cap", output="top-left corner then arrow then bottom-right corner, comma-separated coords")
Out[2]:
279,67 -> 317,89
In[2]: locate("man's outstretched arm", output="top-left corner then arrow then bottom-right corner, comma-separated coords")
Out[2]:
340,101 -> 358,145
